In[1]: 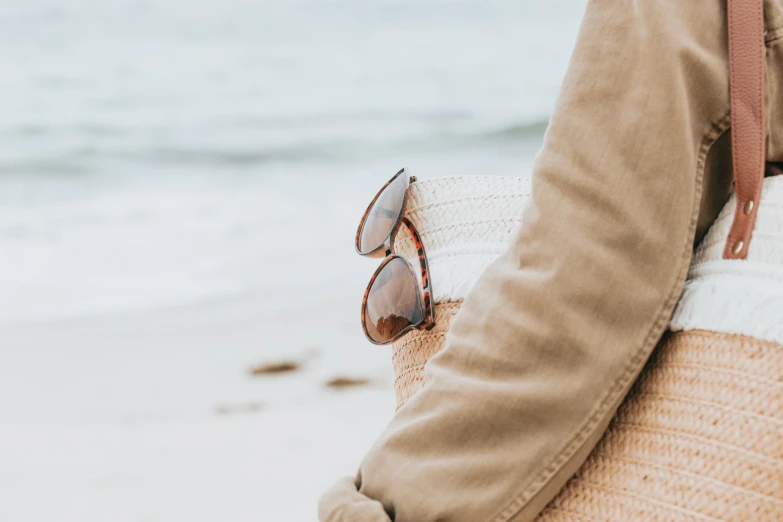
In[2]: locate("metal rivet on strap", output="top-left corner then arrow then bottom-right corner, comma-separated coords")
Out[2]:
732,240 -> 745,255
743,200 -> 755,214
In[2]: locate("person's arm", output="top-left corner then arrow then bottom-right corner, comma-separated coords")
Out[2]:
320,0 -> 733,520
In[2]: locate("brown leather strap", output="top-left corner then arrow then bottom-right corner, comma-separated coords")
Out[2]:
723,0 -> 767,259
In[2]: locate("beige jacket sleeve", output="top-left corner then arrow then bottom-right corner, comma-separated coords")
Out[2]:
319,0 -> 748,520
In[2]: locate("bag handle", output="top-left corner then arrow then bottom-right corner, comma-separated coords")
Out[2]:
723,0 -> 767,259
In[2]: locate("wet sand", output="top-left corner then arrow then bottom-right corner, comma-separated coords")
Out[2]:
0,292 -> 394,522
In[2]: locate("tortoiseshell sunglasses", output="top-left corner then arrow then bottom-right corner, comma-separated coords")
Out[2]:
356,168 -> 435,345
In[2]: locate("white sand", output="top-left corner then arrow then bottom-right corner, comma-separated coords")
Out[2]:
0,293 -> 394,522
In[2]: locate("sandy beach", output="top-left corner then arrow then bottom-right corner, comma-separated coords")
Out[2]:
0,1 -> 587,519
0,293 -> 394,522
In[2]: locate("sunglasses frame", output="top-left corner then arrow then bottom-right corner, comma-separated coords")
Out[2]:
356,169 -> 435,345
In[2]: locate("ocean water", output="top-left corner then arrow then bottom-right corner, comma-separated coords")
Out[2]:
0,0 -> 587,324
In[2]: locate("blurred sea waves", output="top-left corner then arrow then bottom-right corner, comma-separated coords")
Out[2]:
0,0 -> 586,324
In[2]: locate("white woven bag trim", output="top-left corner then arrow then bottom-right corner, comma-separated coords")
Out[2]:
691,176 -> 783,266
395,176 -> 530,303
670,176 -> 783,344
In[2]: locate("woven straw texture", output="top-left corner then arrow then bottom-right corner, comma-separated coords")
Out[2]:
386,175 -> 783,520
393,175 -> 530,303
391,175 -> 529,408
398,175 -> 530,250
671,176 -> 783,344
396,299 -> 783,520
391,300 -> 462,409
536,329 -> 783,522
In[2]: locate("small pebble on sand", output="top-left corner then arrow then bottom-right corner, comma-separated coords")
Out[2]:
249,361 -> 301,376
325,376 -> 371,390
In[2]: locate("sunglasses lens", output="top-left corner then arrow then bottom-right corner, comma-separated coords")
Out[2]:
358,171 -> 407,254
364,257 -> 424,344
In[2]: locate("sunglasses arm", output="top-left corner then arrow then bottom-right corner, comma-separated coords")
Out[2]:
399,217 -> 435,329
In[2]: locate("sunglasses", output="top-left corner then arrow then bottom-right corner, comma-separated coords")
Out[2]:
355,168 -> 435,345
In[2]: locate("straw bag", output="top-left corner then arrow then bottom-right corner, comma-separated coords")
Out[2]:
389,1 -> 782,518
535,176 -> 783,521
392,175 -> 530,408
392,178 -> 783,520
